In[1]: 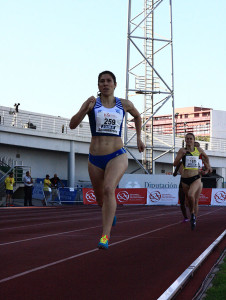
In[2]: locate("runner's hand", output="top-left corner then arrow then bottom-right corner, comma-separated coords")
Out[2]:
201,166 -> 212,175
84,96 -> 96,112
181,148 -> 187,156
137,138 -> 145,152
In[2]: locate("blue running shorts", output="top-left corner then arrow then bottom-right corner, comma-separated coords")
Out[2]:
89,147 -> 126,170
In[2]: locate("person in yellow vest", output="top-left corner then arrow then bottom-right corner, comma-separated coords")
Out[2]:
43,174 -> 52,205
174,133 -> 211,230
5,172 -> 15,207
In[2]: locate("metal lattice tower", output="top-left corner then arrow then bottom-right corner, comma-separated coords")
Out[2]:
124,0 -> 176,174
143,0 -> 154,172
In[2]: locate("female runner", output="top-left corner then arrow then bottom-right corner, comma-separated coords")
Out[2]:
173,141 -> 204,223
173,133 -> 211,230
70,71 -> 145,249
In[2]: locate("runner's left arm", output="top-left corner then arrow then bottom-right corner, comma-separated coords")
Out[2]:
121,99 -> 145,153
198,147 -> 212,174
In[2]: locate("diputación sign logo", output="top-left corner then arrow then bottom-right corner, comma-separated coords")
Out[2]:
86,190 -> 96,204
214,191 -> 226,203
117,191 -> 129,203
149,191 -> 161,202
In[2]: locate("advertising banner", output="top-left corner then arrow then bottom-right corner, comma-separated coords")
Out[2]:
211,189 -> 226,206
59,187 -> 77,204
119,174 -> 180,189
199,188 -> 212,205
116,188 -> 147,204
83,188 -> 147,205
32,183 -> 44,200
83,188 -> 97,205
147,188 -> 178,206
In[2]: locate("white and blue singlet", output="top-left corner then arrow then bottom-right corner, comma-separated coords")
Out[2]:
88,97 -> 125,137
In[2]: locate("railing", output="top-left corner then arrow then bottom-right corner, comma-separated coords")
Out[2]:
0,163 -> 32,200
0,106 -> 90,137
0,166 -> 31,184
1,106 -> 226,153
0,156 -> 23,168
0,161 -> 13,199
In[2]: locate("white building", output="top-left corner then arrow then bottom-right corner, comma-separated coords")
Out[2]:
0,105 -> 226,188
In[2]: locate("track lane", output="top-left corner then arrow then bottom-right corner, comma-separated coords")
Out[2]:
0,206 -> 225,300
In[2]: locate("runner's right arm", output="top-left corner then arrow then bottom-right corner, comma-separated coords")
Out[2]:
69,96 -> 96,129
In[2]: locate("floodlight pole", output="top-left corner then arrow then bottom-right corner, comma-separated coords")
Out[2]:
124,0 -> 132,145
125,0 -> 175,174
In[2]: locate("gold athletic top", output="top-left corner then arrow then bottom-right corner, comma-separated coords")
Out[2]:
5,177 -> 15,190
182,147 -> 201,170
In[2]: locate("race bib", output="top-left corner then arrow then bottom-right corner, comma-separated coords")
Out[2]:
95,110 -> 123,135
198,158 -> 203,170
185,156 -> 199,169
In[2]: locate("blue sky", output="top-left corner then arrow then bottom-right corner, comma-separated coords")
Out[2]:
0,0 -> 225,119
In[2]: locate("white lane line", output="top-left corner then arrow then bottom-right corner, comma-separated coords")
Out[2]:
1,209 -> 179,232
0,225 -> 101,246
0,212 -> 179,246
0,221 -> 181,284
0,208 -> 224,284
0,207 -> 141,226
0,248 -> 100,284
0,205 -> 169,222
157,230 -> 226,300
0,210 -> 101,225
0,205 -> 155,222
0,216 -> 101,232
0,208 -> 221,246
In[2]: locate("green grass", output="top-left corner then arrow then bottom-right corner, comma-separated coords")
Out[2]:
204,256 -> 226,299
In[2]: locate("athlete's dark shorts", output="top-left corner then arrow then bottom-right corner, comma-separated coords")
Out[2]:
6,189 -> 13,195
178,180 -> 185,204
89,147 -> 127,170
181,175 -> 200,186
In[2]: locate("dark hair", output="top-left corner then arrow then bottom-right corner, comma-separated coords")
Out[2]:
194,141 -> 200,147
97,71 -> 117,97
185,133 -> 195,140
98,71 -> 116,84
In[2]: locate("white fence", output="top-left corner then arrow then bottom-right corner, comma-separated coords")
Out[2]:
1,106 -> 226,152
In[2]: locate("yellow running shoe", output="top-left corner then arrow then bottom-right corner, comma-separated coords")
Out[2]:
98,235 -> 109,250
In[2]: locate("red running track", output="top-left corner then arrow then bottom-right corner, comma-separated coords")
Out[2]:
0,205 -> 225,300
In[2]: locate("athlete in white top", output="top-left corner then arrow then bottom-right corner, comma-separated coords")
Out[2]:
70,70 -> 145,249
